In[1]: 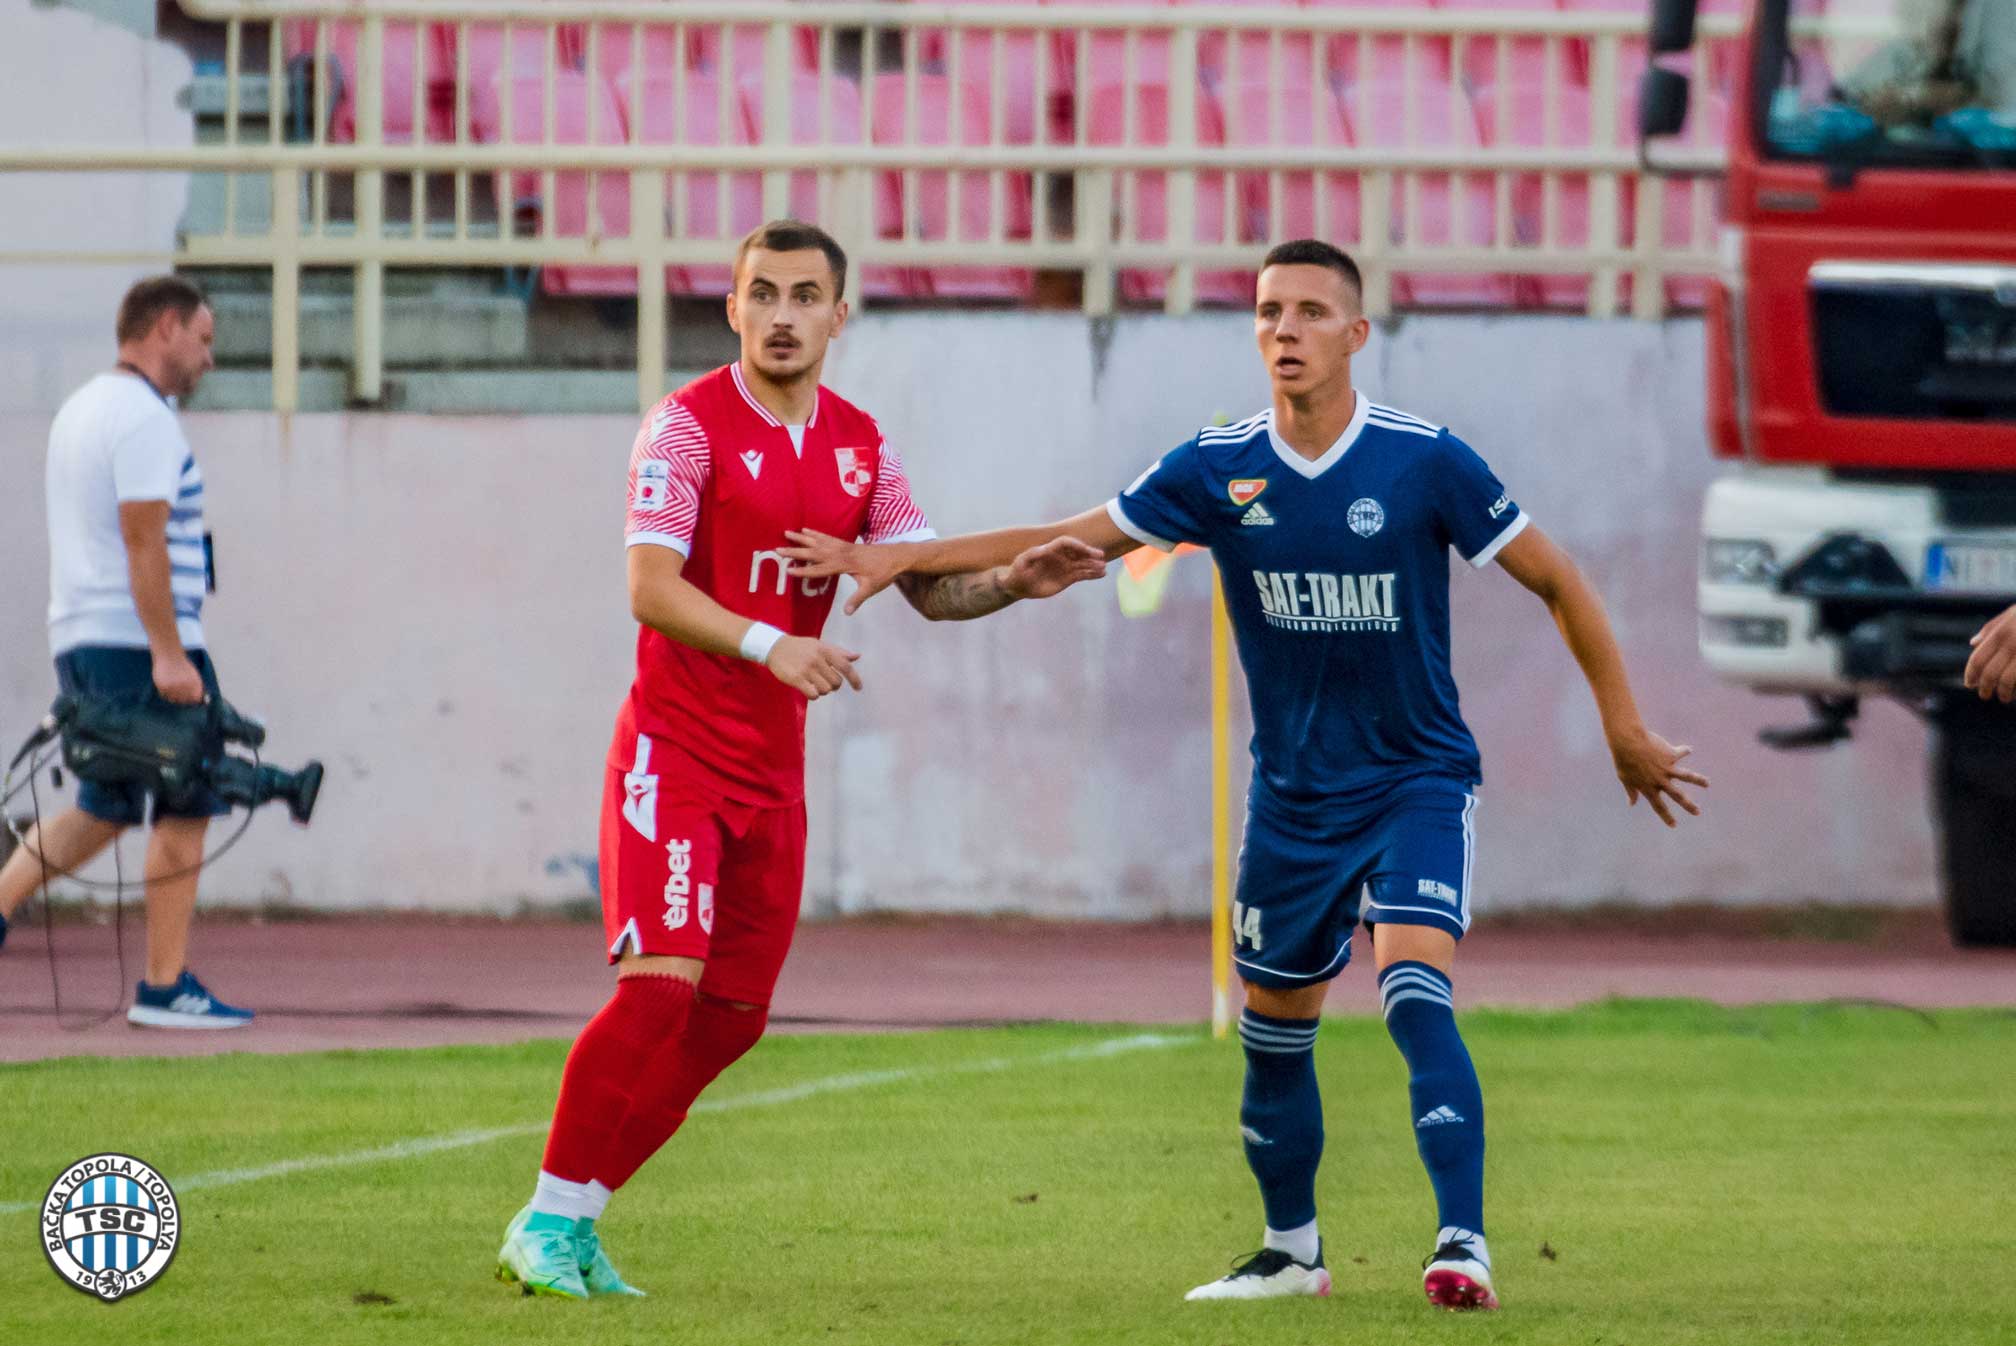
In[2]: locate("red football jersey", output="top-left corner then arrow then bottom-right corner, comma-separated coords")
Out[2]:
613,362 -> 934,806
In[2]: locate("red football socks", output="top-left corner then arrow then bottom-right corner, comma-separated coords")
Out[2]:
539,974 -> 697,1183
598,996 -> 769,1192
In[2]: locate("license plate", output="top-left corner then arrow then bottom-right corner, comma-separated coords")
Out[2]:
1925,541 -> 2016,594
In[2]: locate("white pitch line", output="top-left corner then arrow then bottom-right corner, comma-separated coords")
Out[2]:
0,1031 -> 1193,1216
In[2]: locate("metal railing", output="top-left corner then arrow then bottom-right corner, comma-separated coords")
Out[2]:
0,2 -> 1744,412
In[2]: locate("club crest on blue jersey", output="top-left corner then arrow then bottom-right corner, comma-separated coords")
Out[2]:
1348,497 -> 1385,538
1229,478 -> 1268,506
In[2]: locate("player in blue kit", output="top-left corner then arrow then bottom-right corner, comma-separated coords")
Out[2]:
781,239 -> 1708,1312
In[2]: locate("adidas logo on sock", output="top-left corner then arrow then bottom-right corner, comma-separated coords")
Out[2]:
1241,501 -> 1275,526
1415,1105 -> 1465,1129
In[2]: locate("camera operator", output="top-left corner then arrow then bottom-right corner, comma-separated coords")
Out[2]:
0,275 -> 253,1029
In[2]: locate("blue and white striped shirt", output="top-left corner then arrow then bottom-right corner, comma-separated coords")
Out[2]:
45,371 -> 208,654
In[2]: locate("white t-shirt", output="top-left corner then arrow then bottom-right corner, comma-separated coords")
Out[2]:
45,371 -> 207,655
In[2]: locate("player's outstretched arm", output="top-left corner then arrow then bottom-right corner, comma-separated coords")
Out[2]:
783,505 -> 1138,616
1493,523 -> 1710,828
891,537 -> 1111,622
629,545 -> 863,700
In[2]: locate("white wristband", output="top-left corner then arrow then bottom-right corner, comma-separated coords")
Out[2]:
738,622 -> 786,664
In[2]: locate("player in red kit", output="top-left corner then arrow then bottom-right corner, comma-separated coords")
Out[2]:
496,220 -> 1107,1299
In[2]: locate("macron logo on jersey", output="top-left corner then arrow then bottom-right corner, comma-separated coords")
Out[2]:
1252,570 -> 1401,633
740,449 -> 764,480
622,734 -> 658,842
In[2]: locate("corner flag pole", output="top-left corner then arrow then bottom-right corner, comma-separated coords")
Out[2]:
1210,564 -> 1234,1040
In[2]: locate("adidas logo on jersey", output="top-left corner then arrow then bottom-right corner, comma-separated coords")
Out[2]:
740,448 -> 764,479
1416,1105 -> 1466,1129
1241,501 -> 1275,526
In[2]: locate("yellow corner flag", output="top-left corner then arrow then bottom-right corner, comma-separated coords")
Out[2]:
1115,544 -> 1203,618
1113,412 -> 1228,618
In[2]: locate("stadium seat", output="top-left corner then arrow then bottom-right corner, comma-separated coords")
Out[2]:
469,69 -> 631,296
619,70 -> 761,295
1081,82 -> 1244,305
1180,0 -> 1322,96
1470,79 -> 1591,307
592,20 -> 821,86
1338,69 -> 1515,307
587,21 -> 679,85
907,16 -> 1047,150
1042,0 -> 1176,145
286,19 -> 452,145
1438,0 -> 1572,112
870,72 -> 1036,300
1220,76 -> 1363,250
1554,0 -> 1650,98
746,71 -> 908,300
435,18 -> 583,90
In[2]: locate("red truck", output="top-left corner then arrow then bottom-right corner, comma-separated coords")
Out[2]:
1641,0 -> 2016,944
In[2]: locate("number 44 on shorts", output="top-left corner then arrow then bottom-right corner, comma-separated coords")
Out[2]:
1232,901 -> 1263,952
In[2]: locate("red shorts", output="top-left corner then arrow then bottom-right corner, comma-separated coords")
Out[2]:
597,740 -> 807,1007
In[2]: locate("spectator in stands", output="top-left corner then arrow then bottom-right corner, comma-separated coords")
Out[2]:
0,275 -> 255,1029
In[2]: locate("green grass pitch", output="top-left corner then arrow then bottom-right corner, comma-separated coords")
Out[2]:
1,1000 -> 2011,1345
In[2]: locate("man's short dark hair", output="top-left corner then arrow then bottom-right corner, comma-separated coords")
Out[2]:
116,274 -> 208,345
735,220 -> 849,302
1260,240 -> 1364,308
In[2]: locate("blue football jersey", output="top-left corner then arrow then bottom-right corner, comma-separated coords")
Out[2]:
1108,393 -> 1527,806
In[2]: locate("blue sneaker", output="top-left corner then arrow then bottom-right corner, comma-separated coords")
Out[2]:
127,970 -> 255,1029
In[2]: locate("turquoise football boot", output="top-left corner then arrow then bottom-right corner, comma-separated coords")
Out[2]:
576,1218 -> 647,1298
496,1206 -> 588,1299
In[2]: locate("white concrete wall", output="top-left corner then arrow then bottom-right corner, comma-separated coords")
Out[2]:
0,0 -> 191,414
0,313 -> 1939,915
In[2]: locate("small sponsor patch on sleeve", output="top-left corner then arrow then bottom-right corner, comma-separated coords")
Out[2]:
634,459 -> 671,510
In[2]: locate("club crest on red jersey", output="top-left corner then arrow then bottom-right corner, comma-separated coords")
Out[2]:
834,447 -> 874,498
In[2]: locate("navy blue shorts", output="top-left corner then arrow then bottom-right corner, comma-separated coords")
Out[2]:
1232,776 -> 1478,989
52,646 -> 229,826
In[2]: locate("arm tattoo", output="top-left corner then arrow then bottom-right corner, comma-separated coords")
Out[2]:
895,569 -> 1017,622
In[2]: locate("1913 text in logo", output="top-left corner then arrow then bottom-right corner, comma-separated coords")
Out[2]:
42,1153 -> 179,1302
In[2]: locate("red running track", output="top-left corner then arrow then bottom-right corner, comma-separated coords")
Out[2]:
1,914 -> 2010,1063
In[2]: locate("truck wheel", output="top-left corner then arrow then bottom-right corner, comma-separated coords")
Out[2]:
1931,696 -> 2016,948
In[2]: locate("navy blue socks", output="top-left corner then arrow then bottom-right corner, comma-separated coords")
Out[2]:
1238,1008 -> 1325,1252
1377,960 -> 1485,1238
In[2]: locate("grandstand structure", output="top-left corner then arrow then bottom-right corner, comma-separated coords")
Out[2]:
3,0 -> 1744,411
